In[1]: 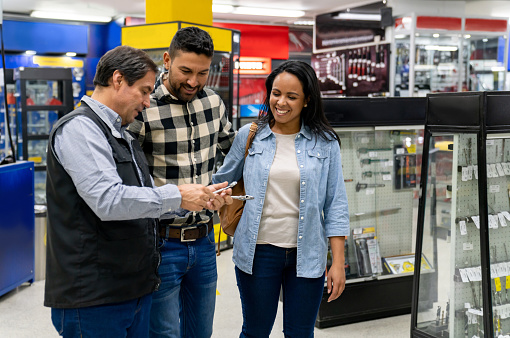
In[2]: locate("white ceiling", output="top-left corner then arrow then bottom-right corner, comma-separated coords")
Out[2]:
1,0 -> 369,25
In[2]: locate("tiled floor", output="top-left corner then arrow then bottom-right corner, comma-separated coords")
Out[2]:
0,248 -> 410,337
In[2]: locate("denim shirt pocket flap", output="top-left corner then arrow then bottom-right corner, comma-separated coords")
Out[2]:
306,148 -> 329,159
248,147 -> 264,156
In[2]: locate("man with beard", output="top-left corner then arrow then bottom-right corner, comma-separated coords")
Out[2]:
128,27 -> 236,338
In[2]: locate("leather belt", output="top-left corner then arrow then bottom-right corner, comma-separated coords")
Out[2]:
159,220 -> 213,242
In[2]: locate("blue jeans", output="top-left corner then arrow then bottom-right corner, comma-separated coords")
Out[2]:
51,294 -> 152,338
236,244 -> 325,338
150,228 -> 217,338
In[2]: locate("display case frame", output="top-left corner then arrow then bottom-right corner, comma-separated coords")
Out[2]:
316,97 -> 430,328
411,91 -> 510,338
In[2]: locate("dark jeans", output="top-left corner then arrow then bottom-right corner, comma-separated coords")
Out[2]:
51,293 -> 152,338
150,229 -> 217,338
235,244 -> 325,338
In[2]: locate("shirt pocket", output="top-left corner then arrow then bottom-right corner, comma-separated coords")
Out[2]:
245,147 -> 264,182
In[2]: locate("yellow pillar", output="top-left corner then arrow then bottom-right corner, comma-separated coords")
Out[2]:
145,0 -> 213,26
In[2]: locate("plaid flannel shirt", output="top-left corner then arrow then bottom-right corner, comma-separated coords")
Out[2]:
128,73 -> 236,226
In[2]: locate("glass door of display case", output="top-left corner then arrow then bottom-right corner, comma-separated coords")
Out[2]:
316,97 -> 428,328
412,91 -> 510,338
14,67 -> 74,204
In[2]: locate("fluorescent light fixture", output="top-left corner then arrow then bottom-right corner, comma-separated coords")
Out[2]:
433,33 -> 440,38
394,34 -> 407,39
333,13 -> 381,21
66,52 -> 77,57
293,20 -> 314,26
425,45 -> 458,51
483,38 -> 489,42
233,7 -> 305,17
31,10 -> 112,23
25,50 -> 36,55
464,34 -> 471,39
212,4 -> 234,13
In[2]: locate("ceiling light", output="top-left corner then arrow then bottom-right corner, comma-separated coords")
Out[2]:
332,13 -> 381,21
66,52 -> 77,57
464,34 -> 471,39
25,50 -> 36,55
433,33 -> 440,38
212,4 -> 234,13
483,38 -> 489,42
31,10 -> 112,23
394,34 -> 407,39
233,7 -> 305,17
293,20 -> 314,26
425,45 -> 458,51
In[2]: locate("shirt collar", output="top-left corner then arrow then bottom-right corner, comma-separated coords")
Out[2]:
153,72 -> 206,104
81,96 -> 127,138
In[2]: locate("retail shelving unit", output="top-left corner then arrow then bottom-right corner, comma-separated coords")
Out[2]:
14,67 -> 74,205
412,91 -> 510,338
392,15 -> 508,97
316,97 -> 433,328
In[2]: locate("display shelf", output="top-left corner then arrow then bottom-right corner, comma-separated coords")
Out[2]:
14,67 -> 74,204
317,97 -> 427,328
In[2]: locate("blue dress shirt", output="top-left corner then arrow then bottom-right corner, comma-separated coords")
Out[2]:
53,96 -> 181,221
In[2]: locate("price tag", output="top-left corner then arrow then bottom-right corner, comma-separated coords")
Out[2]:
465,302 -> 471,309
496,163 -> 506,176
366,188 -> 375,195
495,277 -> 502,292
385,161 -> 393,167
502,211 -> 510,221
382,174 -> 392,181
472,215 -> 480,229
353,228 -> 363,235
504,163 -> 510,175
498,213 -> 508,227
491,264 -> 499,278
463,242 -> 473,250
474,165 -> 479,179
491,164 -> 499,177
459,269 -> 470,283
475,266 -> 483,281
487,140 -> 495,146
462,167 -> 470,181
490,185 -> 500,193
459,220 -> 468,235
467,165 -> 473,180
497,264 -> 506,278
490,215 -> 499,229
368,151 -> 378,158
487,164 -> 494,178
507,276 -> 510,289
396,148 -> 405,155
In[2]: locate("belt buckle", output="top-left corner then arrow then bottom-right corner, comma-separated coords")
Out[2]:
180,226 -> 197,242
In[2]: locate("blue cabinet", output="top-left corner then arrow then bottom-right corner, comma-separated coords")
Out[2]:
0,161 -> 35,296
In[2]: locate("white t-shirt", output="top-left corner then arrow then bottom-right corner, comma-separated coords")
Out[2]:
257,132 -> 300,248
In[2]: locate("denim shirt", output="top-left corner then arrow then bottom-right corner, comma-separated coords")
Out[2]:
212,122 -> 349,278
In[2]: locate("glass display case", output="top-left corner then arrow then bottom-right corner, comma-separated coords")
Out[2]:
14,67 -> 74,204
412,91 -> 510,338
316,97 -> 430,328
392,15 -> 508,98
